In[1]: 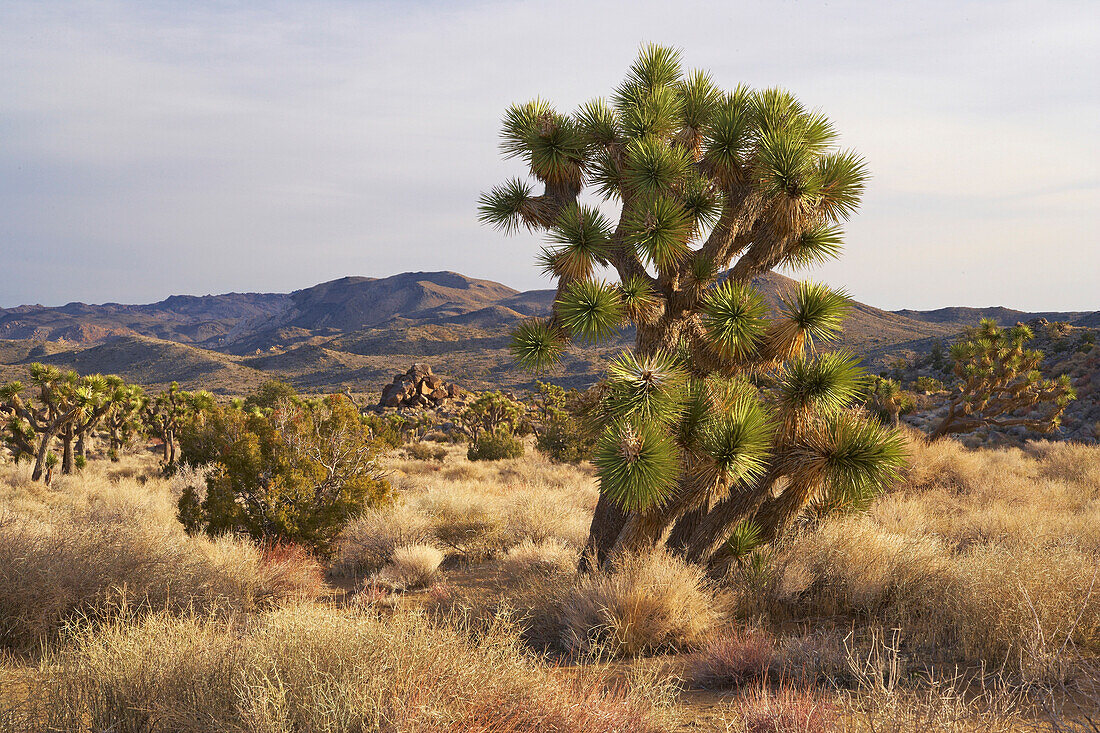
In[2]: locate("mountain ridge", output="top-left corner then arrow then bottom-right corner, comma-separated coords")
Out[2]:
0,270 -> 1095,399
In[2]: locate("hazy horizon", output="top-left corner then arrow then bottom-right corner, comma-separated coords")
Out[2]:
3,1 -> 1098,311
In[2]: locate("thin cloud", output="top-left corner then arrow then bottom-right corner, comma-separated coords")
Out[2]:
0,0 -> 1097,310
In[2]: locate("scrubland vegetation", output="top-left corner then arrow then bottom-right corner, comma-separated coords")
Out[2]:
3,431 -> 1098,732
1,43 -> 1096,733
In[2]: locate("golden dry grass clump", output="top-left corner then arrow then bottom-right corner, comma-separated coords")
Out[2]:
755,433 -> 1100,678
0,456 -> 322,650
559,550 -> 724,658
373,544 -> 445,590
17,605 -> 670,733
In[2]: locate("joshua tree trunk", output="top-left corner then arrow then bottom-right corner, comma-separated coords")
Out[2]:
31,433 -> 53,482
61,428 -> 75,474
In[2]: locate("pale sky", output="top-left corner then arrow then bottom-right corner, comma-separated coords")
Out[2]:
2,0 -> 1098,311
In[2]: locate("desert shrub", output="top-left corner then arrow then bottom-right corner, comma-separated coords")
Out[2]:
403,442 -> 447,462
177,395 -> 391,555
457,390 -> 526,441
912,376 -> 943,394
374,544 -> 444,590
536,417 -> 595,463
686,628 -> 776,688
242,378 -> 299,412
467,429 -> 525,461
0,504 -> 321,650
726,685 -> 836,733
359,412 -> 406,449
501,538 -> 577,577
330,502 -> 433,577
531,381 -> 596,463
427,493 -> 508,561
755,448 -> 1100,678
21,605 -> 666,733
559,550 -> 722,658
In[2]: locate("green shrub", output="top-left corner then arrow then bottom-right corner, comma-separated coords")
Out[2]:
913,376 -> 943,394
360,412 -> 406,449
536,418 -> 593,463
404,442 -> 447,462
467,430 -> 525,461
177,395 -> 391,555
242,379 -> 298,412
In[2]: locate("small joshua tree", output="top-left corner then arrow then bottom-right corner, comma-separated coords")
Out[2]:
479,45 -> 905,569
143,382 -> 215,466
0,364 -> 103,481
930,319 -> 1076,439
102,380 -> 146,460
867,377 -> 911,427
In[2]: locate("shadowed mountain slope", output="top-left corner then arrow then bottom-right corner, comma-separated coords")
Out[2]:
0,271 -> 1093,397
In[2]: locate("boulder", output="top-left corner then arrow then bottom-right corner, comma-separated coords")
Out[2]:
376,363 -> 466,410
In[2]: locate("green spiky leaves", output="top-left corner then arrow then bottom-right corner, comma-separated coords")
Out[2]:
784,224 -> 844,269
625,195 -> 693,271
575,98 -> 620,150
477,179 -> 535,233
539,204 -> 613,281
594,419 -> 680,512
510,319 -> 565,373
556,280 -> 623,344
701,281 -> 769,362
790,411 -> 907,503
623,136 -> 691,199
618,275 -> 659,321
604,351 -> 689,426
816,151 -> 869,222
699,394 -> 772,483
777,351 -> 867,417
702,87 -> 754,184
771,281 -> 850,357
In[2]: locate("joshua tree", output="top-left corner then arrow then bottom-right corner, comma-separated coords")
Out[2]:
144,382 -> 214,466
479,45 -> 905,570
930,319 -> 1075,439
102,379 -> 146,460
0,364 -> 89,481
57,374 -> 117,474
457,391 -> 525,441
868,377 -> 906,427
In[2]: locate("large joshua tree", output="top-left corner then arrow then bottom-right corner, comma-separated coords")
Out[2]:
478,45 -> 905,570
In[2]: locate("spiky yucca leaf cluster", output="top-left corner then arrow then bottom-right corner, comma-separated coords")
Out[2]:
480,44 -> 905,567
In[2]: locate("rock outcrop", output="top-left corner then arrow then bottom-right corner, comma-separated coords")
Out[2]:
379,363 -> 466,409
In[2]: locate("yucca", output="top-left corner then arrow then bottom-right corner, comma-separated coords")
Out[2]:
479,44 -> 905,570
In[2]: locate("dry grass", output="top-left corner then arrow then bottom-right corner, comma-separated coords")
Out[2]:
501,538 -> 578,577
13,605 -> 672,733
686,628 -> 776,688
0,455 -> 322,650
559,550 -> 724,659
747,433 -> 1100,679
334,445 -> 596,574
4,433 -> 1100,729
374,543 -> 445,590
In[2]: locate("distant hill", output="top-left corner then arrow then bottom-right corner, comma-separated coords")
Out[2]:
0,270 -> 1095,399
0,335 -> 270,395
893,306 -> 1089,330
0,292 -> 288,344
